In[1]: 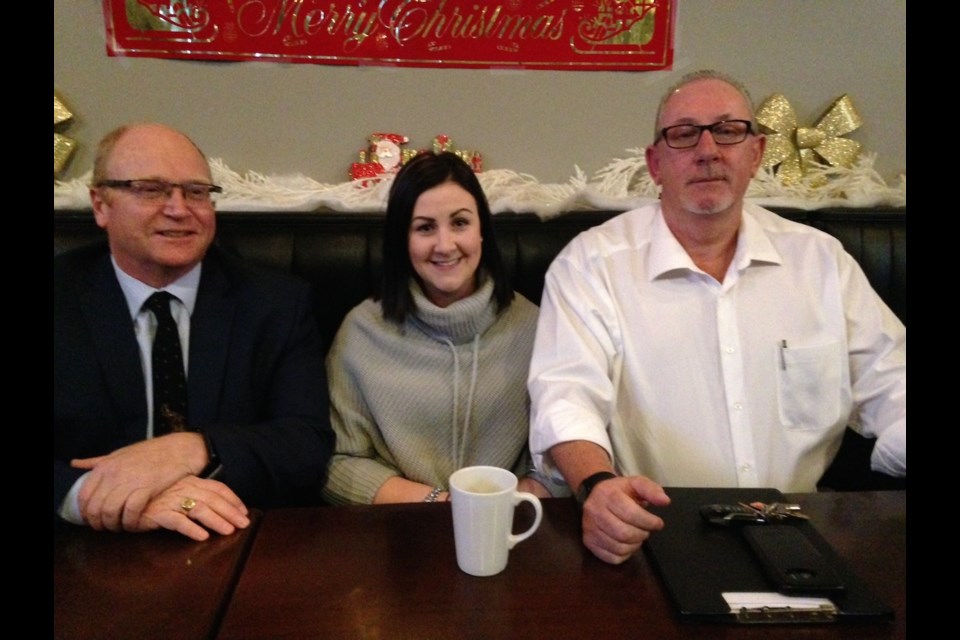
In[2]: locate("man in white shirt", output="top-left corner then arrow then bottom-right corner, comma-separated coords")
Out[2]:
527,70 -> 906,564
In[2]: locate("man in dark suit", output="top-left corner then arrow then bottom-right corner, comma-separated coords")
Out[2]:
54,123 -> 334,541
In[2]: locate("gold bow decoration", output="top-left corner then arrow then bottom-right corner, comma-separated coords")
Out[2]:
756,94 -> 863,184
54,92 -> 77,176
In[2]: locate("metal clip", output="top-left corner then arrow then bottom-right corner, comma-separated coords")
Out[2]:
745,501 -> 810,521
700,501 -> 809,526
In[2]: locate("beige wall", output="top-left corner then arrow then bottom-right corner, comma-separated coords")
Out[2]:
54,1 -> 906,186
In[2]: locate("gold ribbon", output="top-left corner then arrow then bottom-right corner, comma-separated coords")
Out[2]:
756,94 -> 862,184
54,93 -> 77,175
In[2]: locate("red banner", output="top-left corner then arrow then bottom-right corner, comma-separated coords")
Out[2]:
102,1 -> 674,71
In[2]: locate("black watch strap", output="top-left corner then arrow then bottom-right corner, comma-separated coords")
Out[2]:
199,431 -> 223,479
575,471 -> 617,504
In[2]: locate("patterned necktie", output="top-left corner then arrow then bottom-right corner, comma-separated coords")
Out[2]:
144,291 -> 188,435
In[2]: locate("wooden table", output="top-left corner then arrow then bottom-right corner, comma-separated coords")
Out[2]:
217,492 -> 905,639
53,515 -> 259,640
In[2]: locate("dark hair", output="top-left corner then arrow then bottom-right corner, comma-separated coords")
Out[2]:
379,151 -> 513,323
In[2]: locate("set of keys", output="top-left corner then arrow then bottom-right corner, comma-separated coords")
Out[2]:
700,501 -> 810,526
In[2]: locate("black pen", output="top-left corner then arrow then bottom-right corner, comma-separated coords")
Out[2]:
779,340 -> 787,370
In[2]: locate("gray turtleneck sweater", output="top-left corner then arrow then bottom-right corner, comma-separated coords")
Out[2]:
322,278 -> 548,505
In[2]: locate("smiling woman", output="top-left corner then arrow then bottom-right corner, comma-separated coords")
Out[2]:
407,181 -> 483,308
379,152 -> 513,323
321,152 -> 559,506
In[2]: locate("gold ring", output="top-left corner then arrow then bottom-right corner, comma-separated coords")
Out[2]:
180,497 -> 197,514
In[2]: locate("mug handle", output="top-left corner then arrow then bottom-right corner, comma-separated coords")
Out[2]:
507,491 -> 543,549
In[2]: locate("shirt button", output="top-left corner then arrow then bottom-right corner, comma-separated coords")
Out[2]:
733,402 -> 743,410
740,464 -> 752,473
724,347 -> 735,354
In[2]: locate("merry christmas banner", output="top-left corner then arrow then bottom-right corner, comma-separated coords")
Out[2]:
102,0 -> 674,71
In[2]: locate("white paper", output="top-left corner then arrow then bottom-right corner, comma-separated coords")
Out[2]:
723,592 -> 835,611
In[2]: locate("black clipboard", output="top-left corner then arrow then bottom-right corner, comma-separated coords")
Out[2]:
643,487 -> 894,624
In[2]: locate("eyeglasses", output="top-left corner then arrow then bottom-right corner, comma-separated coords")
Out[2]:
656,120 -> 755,149
96,179 -> 223,204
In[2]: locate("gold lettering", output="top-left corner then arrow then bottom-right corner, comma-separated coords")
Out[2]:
235,0 -> 290,37
450,6 -> 483,39
482,6 -> 503,37
324,4 -> 342,35
385,0 -> 431,43
235,0 -> 569,52
233,1 -> 265,37
545,10 -> 564,40
529,15 -> 551,39
314,2 -> 379,50
422,0 -> 450,40
302,5 -> 327,35
343,4 -> 379,50
494,14 -> 532,40
233,0 -> 380,51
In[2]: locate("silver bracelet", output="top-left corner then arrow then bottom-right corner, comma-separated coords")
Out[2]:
424,487 -> 443,503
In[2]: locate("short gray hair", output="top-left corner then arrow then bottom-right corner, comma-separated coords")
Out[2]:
652,69 -> 756,142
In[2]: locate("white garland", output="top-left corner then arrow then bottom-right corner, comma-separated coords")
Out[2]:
54,149 -> 905,219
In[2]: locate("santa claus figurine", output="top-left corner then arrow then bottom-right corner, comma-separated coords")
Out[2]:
370,133 -> 409,173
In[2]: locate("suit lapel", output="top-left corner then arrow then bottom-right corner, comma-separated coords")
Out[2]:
188,249 -> 237,424
81,254 -> 148,442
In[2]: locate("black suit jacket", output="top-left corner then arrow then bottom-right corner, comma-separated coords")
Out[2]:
54,241 -> 335,515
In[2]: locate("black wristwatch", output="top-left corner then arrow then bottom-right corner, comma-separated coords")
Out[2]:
199,430 -> 223,479
575,471 -> 618,505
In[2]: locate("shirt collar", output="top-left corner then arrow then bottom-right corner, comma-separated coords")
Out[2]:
112,258 -> 202,319
732,204 -> 782,270
647,204 -> 783,281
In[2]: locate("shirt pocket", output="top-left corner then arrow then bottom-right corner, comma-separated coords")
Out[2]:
776,341 -> 843,430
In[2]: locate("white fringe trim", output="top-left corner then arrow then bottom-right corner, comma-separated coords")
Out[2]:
54,150 -> 905,219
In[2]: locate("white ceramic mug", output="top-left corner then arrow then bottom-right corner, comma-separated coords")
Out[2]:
449,465 -> 543,577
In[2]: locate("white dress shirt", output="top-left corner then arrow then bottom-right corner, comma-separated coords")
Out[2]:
528,202 -> 906,493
